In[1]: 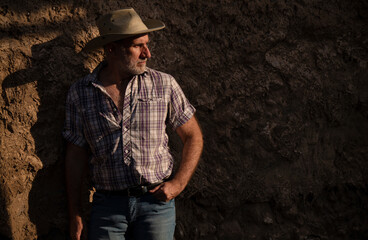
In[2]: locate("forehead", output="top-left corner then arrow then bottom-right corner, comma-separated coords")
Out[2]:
121,34 -> 149,46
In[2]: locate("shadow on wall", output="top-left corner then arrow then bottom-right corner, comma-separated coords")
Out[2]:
0,186 -> 11,240
2,35 -> 90,239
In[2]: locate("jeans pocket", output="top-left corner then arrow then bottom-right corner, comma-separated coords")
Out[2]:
149,194 -> 175,206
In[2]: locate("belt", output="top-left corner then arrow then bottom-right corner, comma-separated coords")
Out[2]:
96,182 -> 162,197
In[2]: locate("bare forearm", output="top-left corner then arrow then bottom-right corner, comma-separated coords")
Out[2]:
172,116 -> 203,190
65,143 -> 88,217
172,134 -> 203,190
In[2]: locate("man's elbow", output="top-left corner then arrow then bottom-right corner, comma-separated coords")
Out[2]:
196,130 -> 204,148
188,128 -> 203,151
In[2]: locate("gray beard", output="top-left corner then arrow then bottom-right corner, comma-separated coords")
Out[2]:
126,60 -> 146,75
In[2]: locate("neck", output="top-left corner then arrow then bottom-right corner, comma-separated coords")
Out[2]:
100,61 -> 132,86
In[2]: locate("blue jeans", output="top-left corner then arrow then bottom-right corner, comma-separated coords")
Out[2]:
88,192 -> 176,240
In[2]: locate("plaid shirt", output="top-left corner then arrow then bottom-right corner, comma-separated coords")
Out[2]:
63,63 -> 195,190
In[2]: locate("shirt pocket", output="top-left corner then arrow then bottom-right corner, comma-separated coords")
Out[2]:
132,97 -> 167,143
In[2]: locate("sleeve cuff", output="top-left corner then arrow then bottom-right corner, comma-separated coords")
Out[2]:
172,105 -> 196,130
62,130 -> 87,147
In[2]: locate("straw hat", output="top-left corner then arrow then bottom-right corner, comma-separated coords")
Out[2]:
83,8 -> 165,51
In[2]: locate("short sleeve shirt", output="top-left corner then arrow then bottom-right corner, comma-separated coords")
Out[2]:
63,63 -> 195,190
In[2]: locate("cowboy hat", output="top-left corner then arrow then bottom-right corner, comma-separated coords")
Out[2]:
83,8 -> 165,51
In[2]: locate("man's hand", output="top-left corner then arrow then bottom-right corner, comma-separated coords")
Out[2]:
149,180 -> 185,202
69,215 -> 87,240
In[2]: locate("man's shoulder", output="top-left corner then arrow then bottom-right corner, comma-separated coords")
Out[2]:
146,68 -> 174,81
66,72 -> 96,104
69,72 -> 95,92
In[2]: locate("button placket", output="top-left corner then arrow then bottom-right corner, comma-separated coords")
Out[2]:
122,77 -> 134,165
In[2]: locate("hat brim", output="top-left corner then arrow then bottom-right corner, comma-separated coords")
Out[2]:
82,19 -> 165,52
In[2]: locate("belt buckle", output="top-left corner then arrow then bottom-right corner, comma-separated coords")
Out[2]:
127,185 -> 148,197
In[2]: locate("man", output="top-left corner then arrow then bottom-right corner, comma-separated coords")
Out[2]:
63,8 -> 203,240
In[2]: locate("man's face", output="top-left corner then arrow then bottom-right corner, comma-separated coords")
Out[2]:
116,34 -> 151,76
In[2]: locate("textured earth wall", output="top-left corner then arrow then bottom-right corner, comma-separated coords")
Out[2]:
1,0 -> 367,239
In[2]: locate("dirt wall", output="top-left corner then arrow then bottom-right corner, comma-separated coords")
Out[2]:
0,0 -> 367,239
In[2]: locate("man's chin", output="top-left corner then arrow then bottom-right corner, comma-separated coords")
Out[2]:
134,65 -> 146,74
129,68 -> 145,75
125,62 -> 146,75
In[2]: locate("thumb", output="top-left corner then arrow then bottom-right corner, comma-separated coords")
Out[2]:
149,183 -> 163,193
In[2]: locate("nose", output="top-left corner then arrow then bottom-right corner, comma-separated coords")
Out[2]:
141,44 -> 151,59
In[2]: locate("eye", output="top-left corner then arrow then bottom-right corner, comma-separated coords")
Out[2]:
131,43 -> 149,50
133,44 -> 143,49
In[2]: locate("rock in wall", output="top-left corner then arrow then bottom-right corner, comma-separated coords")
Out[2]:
0,0 -> 367,239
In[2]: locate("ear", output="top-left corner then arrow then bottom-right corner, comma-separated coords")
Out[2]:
105,42 -> 114,52
104,42 -> 117,58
